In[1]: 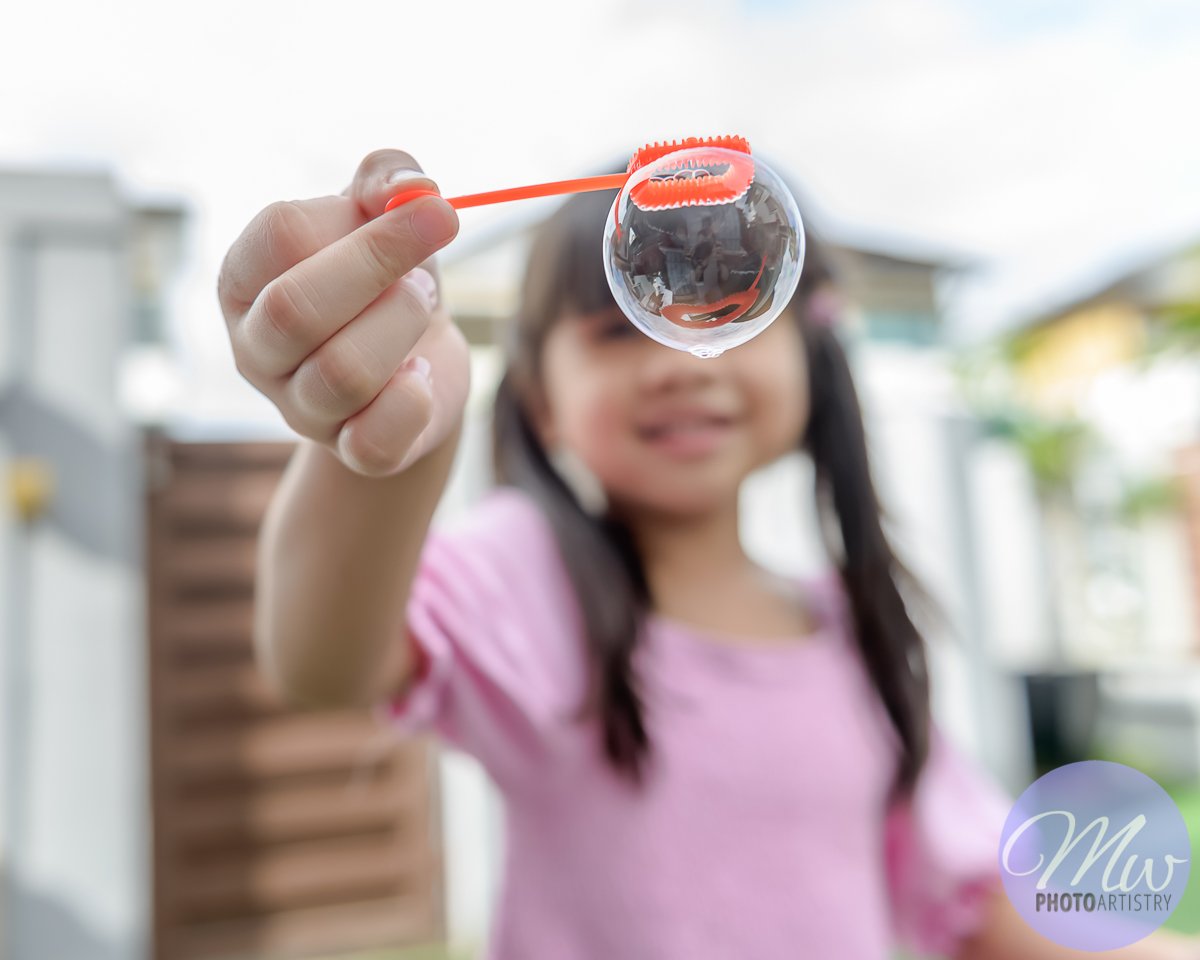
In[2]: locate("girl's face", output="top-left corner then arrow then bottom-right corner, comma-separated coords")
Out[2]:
530,307 -> 810,518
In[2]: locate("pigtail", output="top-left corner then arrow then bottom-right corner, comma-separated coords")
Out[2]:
801,314 -> 935,802
492,366 -> 654,786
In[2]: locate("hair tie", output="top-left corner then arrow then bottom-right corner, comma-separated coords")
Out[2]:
806,287 -> 843,329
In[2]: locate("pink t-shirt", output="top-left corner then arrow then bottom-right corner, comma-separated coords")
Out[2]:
375,486 -> 1014,960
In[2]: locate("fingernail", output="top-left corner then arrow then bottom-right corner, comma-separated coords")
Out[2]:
386,167 -> 429,185
403,354 -> 432,384
405,267 -> 439,309
411,196 -> 457,245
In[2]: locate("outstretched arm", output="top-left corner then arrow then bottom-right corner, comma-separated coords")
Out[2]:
955,887 -> 1198,960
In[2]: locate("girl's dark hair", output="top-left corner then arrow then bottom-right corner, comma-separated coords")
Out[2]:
491,160 -> 942,804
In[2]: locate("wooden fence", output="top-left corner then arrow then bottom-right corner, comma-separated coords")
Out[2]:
143,432 -> 443,959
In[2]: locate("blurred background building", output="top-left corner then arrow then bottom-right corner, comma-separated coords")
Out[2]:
0,171 -> 444,959
0,167 -> 185,960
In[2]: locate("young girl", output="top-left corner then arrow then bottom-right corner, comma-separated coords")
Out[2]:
220,150 -> 1197,960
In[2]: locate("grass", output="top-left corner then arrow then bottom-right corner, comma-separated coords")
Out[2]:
1088,742 -> 1200,935
1162,778 -> 1200,934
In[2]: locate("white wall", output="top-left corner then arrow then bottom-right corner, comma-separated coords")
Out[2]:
0,169 -> 151,960
0,432 -> 12,940
1137,515 -> 1196,661
857,341 -> 1035,791
20,526 -> 147,959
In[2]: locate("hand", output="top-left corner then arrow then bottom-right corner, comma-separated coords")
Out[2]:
218,149 -> 468,477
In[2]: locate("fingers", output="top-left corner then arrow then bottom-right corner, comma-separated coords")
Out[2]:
218,148 -> 442,324
335,358 -> 436,477
341,148 -> 441,218
279,270 -> 436,434
218,195 -> 360,321
218,148 -> 464,472
235,191 -> 458,382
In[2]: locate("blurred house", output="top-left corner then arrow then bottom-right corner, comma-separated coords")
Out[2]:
969,238 -> 1200,783
0,166 -> 185,960
0,169 -> 444,960
1002,239 -> 1200,662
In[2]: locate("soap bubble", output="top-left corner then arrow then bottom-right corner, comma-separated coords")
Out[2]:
602,146 -> 805,358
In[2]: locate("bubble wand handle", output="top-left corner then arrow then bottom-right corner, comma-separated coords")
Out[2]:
382,134 -> 753,214
384,173 -> 629,213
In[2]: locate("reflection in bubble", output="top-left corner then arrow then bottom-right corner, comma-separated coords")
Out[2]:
603,147 -> 805,358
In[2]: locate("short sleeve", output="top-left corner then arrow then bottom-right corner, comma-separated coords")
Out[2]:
883,722 -> 1013,958
371,486 -> 587,784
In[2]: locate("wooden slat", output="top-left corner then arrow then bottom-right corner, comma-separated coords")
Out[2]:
168,638 -> 254,671
172,769 -> 421,848
163,597 -> 255,663
172,832 -> 424,922
164,469 -> 283,533
165,661 -> 281,722
171,897 -> 439,960
162,535 -> 258,599
168,441 -> 296,470
168,711 -> 388,784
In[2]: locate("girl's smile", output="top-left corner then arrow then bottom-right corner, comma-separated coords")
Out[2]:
636,405 -> 738,460
530,303 -> 809,516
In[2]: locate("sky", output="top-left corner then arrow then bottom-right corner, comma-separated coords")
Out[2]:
2,0 -> 1199,415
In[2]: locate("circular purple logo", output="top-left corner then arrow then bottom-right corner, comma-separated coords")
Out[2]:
999,760 -> 1190,951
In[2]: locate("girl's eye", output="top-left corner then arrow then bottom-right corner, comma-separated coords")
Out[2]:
597,320 -> 635,340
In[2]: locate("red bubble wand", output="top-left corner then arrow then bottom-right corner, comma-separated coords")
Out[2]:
384,135 -> 762,328
384,134 -> 754,215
